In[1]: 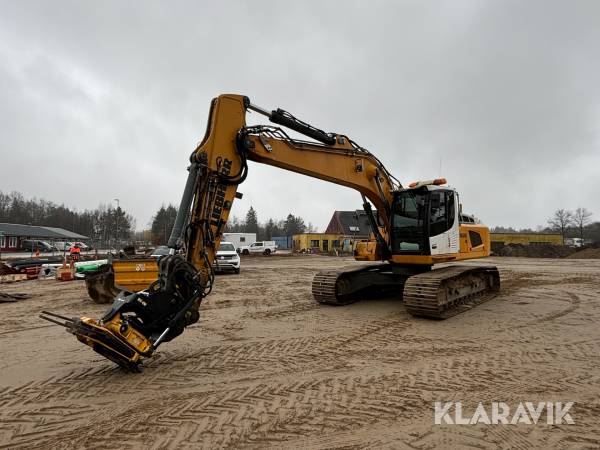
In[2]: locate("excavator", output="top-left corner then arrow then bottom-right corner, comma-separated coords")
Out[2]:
40,94 -> 500,371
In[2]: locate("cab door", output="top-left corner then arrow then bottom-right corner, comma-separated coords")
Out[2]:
429,190 -> 459,255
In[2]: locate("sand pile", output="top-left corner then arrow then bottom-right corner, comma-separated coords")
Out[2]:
566,247 -> 600,259
495,243 -> 576,258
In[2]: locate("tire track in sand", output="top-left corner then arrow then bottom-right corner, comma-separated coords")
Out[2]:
2,333 -> 599,449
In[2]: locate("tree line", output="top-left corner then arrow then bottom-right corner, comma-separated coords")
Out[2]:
9,188 -> 594,249
150,205 -> 315,245
227,206 -> 317,240
0,190 -> 135,247
492,207 -> 597,244
0,191 -> 316,248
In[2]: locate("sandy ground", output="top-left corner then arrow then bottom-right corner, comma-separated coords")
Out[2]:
0,255 -> 599,449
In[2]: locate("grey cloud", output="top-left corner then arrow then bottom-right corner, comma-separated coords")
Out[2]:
0,0 -> 598,230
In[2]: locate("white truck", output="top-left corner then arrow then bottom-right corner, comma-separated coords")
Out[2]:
239,240 -> 277,255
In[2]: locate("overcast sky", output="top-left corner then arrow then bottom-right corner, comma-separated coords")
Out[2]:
1,1 -> 599,231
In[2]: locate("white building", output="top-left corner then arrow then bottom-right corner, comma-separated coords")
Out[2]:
222,233 -> 256,250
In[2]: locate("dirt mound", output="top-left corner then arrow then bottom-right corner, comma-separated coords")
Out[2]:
566,247 -> 600,259
495,243 -> 576,258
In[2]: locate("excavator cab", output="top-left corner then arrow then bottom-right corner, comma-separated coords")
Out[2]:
391,183 -> 460,257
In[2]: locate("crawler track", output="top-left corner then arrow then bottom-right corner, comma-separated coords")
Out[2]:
311,270 -> 340,304
312,265 -> 380,305
312,264 -> 410,305
313,263 -> 500,319
404,265 -> 500,318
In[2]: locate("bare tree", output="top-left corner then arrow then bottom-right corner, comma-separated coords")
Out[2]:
547,209 -> 574,244
573,207 -> 593,241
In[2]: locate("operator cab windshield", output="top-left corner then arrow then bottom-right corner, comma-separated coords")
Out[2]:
218,243 -> 236,252
391,189 -> 429,254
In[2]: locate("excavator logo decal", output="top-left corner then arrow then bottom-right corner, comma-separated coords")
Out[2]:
211,158 -> 232,227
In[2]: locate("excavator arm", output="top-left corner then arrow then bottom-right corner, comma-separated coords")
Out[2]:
40,94 -> 404,371
181,94 -> 399,274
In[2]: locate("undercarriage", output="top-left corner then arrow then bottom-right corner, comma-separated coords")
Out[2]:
312,263 -> 500,319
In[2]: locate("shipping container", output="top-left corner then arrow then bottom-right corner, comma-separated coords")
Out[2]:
272,236 -> 293,250
222,233 -> 256,251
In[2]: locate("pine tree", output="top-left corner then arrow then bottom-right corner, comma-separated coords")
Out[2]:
284,214 -> 306,236
245,207 -> 259,235
151,204 -> 178,245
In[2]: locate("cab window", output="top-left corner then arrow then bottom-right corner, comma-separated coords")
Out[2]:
391,189 -> 428,252
430,190 -> 455,236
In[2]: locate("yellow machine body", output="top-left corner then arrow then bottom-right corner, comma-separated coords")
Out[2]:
42,94 -> 500,371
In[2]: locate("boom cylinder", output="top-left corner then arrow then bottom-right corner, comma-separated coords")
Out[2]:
269,109 -> 336,145
247,101 -> 336,145
168,163 -> 199,249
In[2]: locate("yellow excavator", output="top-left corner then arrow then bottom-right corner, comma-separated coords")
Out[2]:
40,94 -> 499,371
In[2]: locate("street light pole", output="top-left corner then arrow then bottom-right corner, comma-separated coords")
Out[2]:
114,198 -> 120,249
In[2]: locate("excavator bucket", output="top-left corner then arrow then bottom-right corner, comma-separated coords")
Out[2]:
85,264 -> 120,304
85,259 -> 159,304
